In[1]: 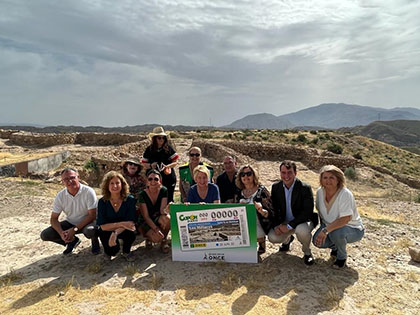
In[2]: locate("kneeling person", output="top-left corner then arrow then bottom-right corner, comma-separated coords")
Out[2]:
270,161 -> 318,265
97,171 -> 137,261
137,169 -> 171,253
40,168 -> 100,255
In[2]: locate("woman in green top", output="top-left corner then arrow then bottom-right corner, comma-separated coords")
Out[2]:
137,169 -> 170,253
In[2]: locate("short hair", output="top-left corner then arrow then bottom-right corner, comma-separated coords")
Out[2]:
193,165 -> 210,180
223,155 -> 236,162
188,146 -> 202,154
146,168 -> 162,179
60,167 -> 78,175
319,165 -> 346,189
280,160 -> 297,173
235,165 -> 260,190
100,171 -> 130,201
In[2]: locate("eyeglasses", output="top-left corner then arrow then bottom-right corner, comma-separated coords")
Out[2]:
147,177 -> 160,182
240,171 -> 253,177
127,162 -> 138,166
189,153 -> 200,157
155,136 -> 165,140
63,176 -> 78,183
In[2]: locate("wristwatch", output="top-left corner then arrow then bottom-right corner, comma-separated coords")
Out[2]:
73,226 -> 79,232
322,227 -> 328,235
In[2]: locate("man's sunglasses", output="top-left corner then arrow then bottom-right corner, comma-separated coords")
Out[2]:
147,177 -> 160,182
189,153 -> 200,157
240,171 -> 253,177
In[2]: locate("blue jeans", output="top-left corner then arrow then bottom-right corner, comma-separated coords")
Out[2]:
312,224 -> 364,260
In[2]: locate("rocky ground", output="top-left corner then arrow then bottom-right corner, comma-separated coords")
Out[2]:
0,137 -> 419,314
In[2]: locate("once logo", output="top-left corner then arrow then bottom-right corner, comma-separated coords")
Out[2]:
203,253 -> 225,261
179,214 -> 198,222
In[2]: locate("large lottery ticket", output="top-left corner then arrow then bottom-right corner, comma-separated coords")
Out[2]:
176,206 -> 250,251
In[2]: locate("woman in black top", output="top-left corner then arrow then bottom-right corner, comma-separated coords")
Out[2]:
137,169 -> 170,253
97,171 -> 137,261
141,126 -> 179,202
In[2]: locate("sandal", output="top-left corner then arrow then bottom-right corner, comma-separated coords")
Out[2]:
145,240 -> 153,250
160,240 -> 170,254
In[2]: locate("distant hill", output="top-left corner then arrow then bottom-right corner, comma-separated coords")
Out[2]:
224,113 -> 294,129
224,103 -> 420,129
341,120 -> 420,148
0,124 -> 215,134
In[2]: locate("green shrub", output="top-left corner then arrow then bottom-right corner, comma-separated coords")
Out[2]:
353,152 -> 363,160
415,193 -> 420,203
311,137 -> 319,144
327,142 -> 343,154
84,159 -> 98,171
310,130 -> 318,135
344,167 -> 357,180
295,134 -> 307,143
169,131 -> 179,138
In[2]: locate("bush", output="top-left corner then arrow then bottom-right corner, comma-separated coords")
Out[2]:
310,130 -> 317,135
353,152 -> 363,160
344,167 -> 357,180
311,137 -> 319,144
295,134 -> 307,143
84,159 -> 97,171
415,193 -> 420,203
327,142 -> 343,154
169,131 -> 179,138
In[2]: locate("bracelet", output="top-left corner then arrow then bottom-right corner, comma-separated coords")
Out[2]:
321,227 -> 328,235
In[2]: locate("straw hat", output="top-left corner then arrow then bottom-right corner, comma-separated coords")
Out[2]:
149,126 -> 168,139
122,157 -> 141,167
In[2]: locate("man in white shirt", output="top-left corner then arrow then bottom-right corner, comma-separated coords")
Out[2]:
40,168 -> 100,255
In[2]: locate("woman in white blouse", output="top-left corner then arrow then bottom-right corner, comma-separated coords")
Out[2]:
312,165 -> 364,268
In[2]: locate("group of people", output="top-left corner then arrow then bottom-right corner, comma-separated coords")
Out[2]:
41,127 -> 364,268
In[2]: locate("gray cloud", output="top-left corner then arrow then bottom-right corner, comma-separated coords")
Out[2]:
0,0 -> 419,126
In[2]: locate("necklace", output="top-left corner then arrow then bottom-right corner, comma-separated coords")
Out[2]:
110,199 -> 121,207
243,186 -> 256,197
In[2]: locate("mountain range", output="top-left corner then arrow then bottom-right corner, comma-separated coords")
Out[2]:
224,103 -> 420,129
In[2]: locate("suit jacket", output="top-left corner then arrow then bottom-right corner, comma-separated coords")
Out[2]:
271,178 -> 318,229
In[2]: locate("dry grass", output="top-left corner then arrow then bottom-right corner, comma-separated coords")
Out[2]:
359,205 -> 415,227
0,282 -> 156,315
0,269 -> 24,287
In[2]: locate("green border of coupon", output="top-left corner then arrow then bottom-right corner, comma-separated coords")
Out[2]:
170,203 -> 257,263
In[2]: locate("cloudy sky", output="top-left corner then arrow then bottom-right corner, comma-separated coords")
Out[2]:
1,0 -> 419,127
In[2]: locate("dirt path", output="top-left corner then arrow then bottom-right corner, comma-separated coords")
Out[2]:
0,140 -> 419,314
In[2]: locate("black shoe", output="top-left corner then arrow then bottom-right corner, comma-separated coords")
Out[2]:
258,242 -> 266,254
330,249 -> 338,258
279,235 -> 294,252
63,237 -> 81,255
304,254 -> 315,266
91,238 -> 101,255
333,258 -> 346,268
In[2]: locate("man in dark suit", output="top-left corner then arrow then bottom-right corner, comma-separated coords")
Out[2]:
216,155 -> 239,203
269,161 -> 318,265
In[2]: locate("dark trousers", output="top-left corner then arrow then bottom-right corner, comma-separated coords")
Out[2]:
161,172 -> 176,202
40,221 -> 97,246
99,229 -> 136,256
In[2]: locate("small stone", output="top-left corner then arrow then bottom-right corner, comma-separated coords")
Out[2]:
57,291 -> 65,297
386,267 -> 396,275
409,247 -> 420,263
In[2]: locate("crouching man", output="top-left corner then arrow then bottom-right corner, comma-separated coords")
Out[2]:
40,168 -> 100,255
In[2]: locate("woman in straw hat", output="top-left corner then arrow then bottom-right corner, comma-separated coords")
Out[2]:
121,157 -> 146,198
141,126 -> 179,202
